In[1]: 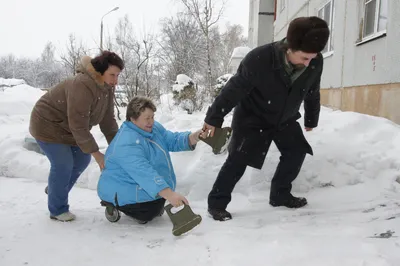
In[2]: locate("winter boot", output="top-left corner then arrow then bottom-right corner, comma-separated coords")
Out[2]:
269,195 -> 308,208
50,211 -> 76,222
208,208 -> 232,221
199,127 -> 232,155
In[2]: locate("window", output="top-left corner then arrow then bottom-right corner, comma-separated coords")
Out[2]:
317,0 -> 335,54
362,0 -> 387,38
280,0 -> 285,12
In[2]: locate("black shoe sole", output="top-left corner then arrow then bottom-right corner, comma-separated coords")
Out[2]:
207,210 -> 232,221
269,199 -> 308,208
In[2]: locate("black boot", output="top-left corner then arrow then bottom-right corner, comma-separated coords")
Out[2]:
45,186 -> 48,195
208,208 -> 232,221
270,194 -> 308,208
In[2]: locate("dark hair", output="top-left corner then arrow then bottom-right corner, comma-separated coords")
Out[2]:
126,96 -> 157,121
286,16 -> 330,53
91,51 -> 124,75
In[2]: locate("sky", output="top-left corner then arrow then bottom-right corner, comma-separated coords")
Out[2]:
0,0 -> 249,59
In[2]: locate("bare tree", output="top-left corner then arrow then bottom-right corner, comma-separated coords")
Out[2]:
0,54 -> 17,79
158,12 -> 207,82
115,15 -> 136,101
60,34 -> 88,76
178,0 -> 226,93
37,42 -> 65,88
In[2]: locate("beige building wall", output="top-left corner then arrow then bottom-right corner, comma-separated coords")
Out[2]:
321,84 -> 400,124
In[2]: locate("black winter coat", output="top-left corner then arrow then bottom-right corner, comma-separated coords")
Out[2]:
205,39 -> 324,169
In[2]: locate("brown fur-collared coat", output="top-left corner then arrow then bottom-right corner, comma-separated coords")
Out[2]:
29,56 -> 118,154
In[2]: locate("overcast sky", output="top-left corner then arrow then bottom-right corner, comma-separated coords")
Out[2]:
0,0 -> 249,59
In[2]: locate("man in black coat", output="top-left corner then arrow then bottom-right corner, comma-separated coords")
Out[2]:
202,16 -> 330,221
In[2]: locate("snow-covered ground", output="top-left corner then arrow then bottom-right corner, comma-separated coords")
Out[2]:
1,80 -> 400,265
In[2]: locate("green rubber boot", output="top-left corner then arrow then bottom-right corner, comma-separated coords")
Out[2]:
199,127 -> 232,155
165,204 -> 202,236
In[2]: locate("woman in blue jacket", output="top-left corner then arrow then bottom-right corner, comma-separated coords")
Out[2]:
97,96 -> 203,224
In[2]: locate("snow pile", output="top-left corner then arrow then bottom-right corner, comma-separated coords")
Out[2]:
231,46 -> 251,59
172,74 -> 194,93
1,80 -> 400,200
0,78 -> 25,89
0,83 -> 45,116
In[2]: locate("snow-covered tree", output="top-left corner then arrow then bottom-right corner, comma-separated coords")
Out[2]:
172,74 -> 205,114
213,73 -> 232,97
178,0 -> 226,94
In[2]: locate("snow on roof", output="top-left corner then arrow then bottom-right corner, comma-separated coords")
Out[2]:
231,46 -> 251,59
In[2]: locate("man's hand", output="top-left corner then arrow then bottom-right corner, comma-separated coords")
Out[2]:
201,122 -> 216,138
305,127 -> 313,132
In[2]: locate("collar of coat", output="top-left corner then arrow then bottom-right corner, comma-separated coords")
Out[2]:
271,38 -> 321,71
76,56 -> 108,89
123,120 -> 154,138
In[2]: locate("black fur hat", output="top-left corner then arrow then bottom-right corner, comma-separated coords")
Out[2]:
286,16 -> 330,53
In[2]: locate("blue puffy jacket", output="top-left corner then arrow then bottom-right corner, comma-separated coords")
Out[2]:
97,120 -> 193,206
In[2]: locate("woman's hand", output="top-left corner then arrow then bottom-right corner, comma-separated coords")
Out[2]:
159,188 -> 189,207
189,129 -> 204,145
91,151 -> 105,170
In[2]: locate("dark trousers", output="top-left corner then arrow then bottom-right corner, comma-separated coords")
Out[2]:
36,140 -> 91,216
208,125 -> 307,210
119,198 -> 166,222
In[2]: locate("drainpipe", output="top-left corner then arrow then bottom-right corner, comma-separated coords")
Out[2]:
340,1 -> 348,99
258,0 -> 276,45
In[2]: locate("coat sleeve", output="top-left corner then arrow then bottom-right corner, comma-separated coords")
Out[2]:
156,122 -> 192,152
304,61 -> 323,128
66,80 -> 99,154
118,143 -> 170,199
204,54 -> 257,128
99,91 -> 119,144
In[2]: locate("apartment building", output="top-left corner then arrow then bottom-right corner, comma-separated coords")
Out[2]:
250,0 -> 400,124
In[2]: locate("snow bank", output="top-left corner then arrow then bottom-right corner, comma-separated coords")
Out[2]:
231,46 -> 251,59
1,80 -> 400,203
0,78 -> 25,88
0,83 -> 45,116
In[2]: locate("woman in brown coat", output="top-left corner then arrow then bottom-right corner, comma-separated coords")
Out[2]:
29,51 -> 124,221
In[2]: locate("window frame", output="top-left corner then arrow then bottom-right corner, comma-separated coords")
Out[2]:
317,0 -> 335,56
361,0 -> 387,40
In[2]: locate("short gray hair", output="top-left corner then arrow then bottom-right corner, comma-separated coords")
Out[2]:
126,96 -> 157,121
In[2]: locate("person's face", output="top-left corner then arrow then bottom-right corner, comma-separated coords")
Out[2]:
130,108 -> 155,132
287,49 -> 317,68
103,65 -> 121,87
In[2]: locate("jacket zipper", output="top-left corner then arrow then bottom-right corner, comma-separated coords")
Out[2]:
146,139 -> 175,190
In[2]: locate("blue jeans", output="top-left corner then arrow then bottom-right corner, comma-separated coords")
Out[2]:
36,140 -> 91,216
